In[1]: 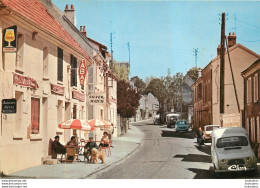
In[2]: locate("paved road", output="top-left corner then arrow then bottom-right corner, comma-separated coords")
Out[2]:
97,120 -> 259,179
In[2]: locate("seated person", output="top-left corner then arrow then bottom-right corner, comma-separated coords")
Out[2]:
66,136 -> 79,160
99,132 -> 109,148
52,135 -> 66,159
66,136 -> 78,147
83,137 -> 98,162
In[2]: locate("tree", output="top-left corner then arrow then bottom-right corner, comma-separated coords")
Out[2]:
186,67 -> 201,81
112,64 -> 129,81
130,76 -> 146,94
117,80 -> 141,118
144,76 -> 156,87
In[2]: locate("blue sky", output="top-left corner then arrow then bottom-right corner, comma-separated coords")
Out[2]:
53,0 -> 260,80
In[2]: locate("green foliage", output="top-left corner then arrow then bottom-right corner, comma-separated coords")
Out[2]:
144,78 -> 167,104
186,67 -> 201,81
112,64 -> 129,81
130,76 -> 146,94
117,80 -> 141,118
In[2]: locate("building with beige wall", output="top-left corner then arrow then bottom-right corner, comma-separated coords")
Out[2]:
0,0 -> 92,174
193,33 -> 259,130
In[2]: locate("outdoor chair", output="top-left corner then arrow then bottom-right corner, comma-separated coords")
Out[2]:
65,147 -> 79,163
102,140 -> 112,156
50,139 -> 65,162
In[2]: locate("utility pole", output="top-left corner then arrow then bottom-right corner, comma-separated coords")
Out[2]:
193,48 -> 198,68
220,13 -> 225,114
110,33 -> 114,68
110,32 -> 114,87
127,42 -> 130,79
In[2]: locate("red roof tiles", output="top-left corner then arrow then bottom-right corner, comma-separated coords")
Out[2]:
2,0 -> 91,61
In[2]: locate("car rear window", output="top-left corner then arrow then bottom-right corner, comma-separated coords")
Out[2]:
177,121 -> 186,125
206,126 -> 219,131
216,136 -> 248,148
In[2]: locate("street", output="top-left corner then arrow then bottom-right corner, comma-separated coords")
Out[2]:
97,120 -> 259,179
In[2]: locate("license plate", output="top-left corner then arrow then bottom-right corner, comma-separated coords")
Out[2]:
228,165 -> 245,171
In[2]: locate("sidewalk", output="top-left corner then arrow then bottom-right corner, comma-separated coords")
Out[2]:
5,123 -> 145,179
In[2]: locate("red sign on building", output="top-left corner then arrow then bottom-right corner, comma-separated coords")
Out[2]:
13,74 -> 39,89
72,91 -> 85,102
79,58 -> 86,86
51,84 -> 65,95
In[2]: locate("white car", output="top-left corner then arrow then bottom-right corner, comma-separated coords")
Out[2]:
211,127 -> 257,175
204,125 -> 220,141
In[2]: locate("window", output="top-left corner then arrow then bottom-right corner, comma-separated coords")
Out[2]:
57,47 -> 63,82
247,78 -> 252,103
71,55 -> 77,87
15,92 -> 23,135
251,117 -> 255,143
257,117 -> 260,143
254,74 -> 258,102
198,83 -> 202,100
31,98 -> 40,134
43,47 -> 48,78
16,34 -> 24,69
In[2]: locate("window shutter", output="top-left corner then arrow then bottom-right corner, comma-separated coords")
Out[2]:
31,98 -> 40,134
74,57 -> 77,87
57,48 -> 63,81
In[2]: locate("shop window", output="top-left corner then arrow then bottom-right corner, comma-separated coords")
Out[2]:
31,98 -> 40,134
57,47 -> 63,82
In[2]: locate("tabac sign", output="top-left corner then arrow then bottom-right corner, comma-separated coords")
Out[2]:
2,99 -> 16,114
89,93 -> 106,105
79,58 -> 87,86
3,25 -> 17,52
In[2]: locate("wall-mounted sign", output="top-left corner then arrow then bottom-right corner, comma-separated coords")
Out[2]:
72,91 -> 85,102
13,74 -> 39,89
51,84 -> 65,95
89,93 -> 106,105
79,58 -> 86,86
3,25 -> 17,52
2,99 -> 16,114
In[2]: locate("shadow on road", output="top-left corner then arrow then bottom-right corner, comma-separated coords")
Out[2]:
194,145 -> 211,155
188,167 -> 214,179
161,131 -> 196,139
173,154 -> 212,163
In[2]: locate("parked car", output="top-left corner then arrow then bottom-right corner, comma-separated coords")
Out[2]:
166,113 -> 179,128
204,125 -> 220,141
175,120 -> 189,132
153,115 -> 160,125
211,127 -> 257,176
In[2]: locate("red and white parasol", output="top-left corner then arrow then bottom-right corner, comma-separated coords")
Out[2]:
87,119 -> 111,128
58,119 -> 91,131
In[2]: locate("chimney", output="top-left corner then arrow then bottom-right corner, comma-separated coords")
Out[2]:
64,4 -> 76,25
198,68 -> 202,78
228,32 -> 237,48
217,45 -> 221,56
80,26 -> 87,37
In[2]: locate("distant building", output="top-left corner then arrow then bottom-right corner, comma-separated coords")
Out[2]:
136,93 -> 159,121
